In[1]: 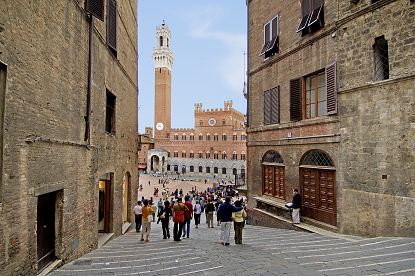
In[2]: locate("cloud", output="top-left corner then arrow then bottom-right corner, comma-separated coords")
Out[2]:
187,6 -> 246,95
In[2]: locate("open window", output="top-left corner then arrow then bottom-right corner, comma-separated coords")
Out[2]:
297,0 -> 324,36
260,16 -> 279,58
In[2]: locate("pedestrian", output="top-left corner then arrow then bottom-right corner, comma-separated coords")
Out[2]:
172,197 -> 187,241
194,200 -> 202,228
232,200 -> 247,244
133,201 -> 142,232
215,199 -> 222,226
182,195 -> 193,238
157,198 -> 163,214
141,199 -> 154,242
151,200 -> 157,222
217,197 -> 243,246
205,199 -> 215,228
158,200 -> 172,239
291,189 -> 301,224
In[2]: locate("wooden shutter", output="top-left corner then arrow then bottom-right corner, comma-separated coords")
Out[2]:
290,79 -> 302,121
107,0 -> 117,51
264,90 -> 271,125
326,62 -> 338,115
85,0 -> 105,21
270,87 -> 280,124
271,17 -> 278,39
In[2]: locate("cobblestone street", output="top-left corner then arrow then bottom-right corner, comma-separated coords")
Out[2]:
52,222 -> 415,276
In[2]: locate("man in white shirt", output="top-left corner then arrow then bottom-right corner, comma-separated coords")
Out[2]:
133,201 -> 142,232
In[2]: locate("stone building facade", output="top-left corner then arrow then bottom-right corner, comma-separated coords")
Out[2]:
0,0 -> 138,274
138,127 -> 154,173
147,22 -> 247,181
246,0 -> 414,237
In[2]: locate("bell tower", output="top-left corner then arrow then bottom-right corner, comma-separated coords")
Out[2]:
153,21 -> 173,140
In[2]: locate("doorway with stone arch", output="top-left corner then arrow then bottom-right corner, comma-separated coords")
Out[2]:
299,149 -> 337,226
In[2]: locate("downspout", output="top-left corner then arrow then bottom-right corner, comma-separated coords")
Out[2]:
85,15 -> 93,145
246,0 -> 250,128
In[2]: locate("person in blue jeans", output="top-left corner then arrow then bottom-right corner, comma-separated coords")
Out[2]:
182,195 -> 193,238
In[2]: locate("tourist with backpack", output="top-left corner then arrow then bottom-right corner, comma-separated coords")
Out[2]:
172,197 -> 187,241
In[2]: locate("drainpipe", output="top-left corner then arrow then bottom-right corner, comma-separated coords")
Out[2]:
85,15 -> 93,145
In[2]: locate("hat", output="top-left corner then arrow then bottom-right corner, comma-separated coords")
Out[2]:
177,197 -> 182,202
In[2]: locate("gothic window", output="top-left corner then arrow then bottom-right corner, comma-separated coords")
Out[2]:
174,151 -> 178,158
190,151 -> 194,158
198,151 -> 203,158
241,133 -> 246,141
206,167 -> 211,173
182,133 -> 186,141
190,133 -> 194,141
206,152 -> 211,159
182,151 -> 186,158
222,152 -> 227,160
174,133 -> 179,140
199,120 -> 203,126
199,166 -> 203,173
232,151 -> 238,160
214,152 -> 219,159
167,151 -> 171,157
233,133 -> 238,141
222,133 -> 227,141
199,133 -> 203,141
241,152 -> 246,160
206,133 -> 211,141
222,168 -> 227,174
190,166 -> 194,172
214,133 -> 219,141
214,167 -> 219,174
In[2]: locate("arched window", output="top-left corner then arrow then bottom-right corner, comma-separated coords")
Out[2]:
160,36 -> 163,47
189,151 -> 194,158
199,133 -> 203,141
233,168 -> 237,175
182,150 -> 186,158
222,133 -> 227,141
182,133 -> 186,141
167,164 -> 171,171
262,150 -> 285,199
299,150 -> 336,226
206,167 -> 211,173
198,151 -> 203,159
174,151 -> 178,158
241,152 -> 246,160
214,133 -> 219,141
233,132 -> 237,141
214,167 -> 219,174
167,151 -> 171,157
206,133 -> 211,141
198,166 -> 203,173
190,166 -> 194,172
232,151 -> 238,160
241,133 -> 247,141
214,152 -> 219,159
300,150 -> 334,167
206,152 -> 211,159
190,133 -> 194,141
174,133 -> 179,140
222,168 -> 227,174
222,151 -> 227,160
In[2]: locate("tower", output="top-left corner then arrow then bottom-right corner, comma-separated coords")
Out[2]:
153,21 -> 174,140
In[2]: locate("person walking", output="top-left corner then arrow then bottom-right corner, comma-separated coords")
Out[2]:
182,195 -> 193,238
232,200 -> 247,244
157,198 -> 163,215
205,199 -> 215,228
291,189 -> 301,224
150,200 -> 157,222
215,198 -> 222,226
141,199 -> 154,242
172,197 -> 187,241
194,200 -> 202,228
217,197 -> 242,246
133,201 -> 142,232
158,200 -> 172,239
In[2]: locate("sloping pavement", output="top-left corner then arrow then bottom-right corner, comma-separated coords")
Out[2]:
52,221 -> 415,276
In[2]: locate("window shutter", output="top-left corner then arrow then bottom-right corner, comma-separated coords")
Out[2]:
264,90 -> 271,125
264,23 -> 271,43
271,17 -> 278,39
290,79 -> 302,121
326,61 -> 338,115
85,0 -> 105,21
270,87 -> 280,124
107,0 -> 117,51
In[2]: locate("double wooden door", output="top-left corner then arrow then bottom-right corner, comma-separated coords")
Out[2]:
263,165 -> 285,200
300,168 -> 337,226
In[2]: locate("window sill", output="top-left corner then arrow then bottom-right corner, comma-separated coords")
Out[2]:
250,116 -> 339,133
105,131 -> 116,137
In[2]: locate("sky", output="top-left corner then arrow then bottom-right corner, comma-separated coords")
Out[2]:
137,1 -> 247,133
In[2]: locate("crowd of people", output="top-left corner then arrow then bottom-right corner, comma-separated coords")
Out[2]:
133,186 -> 248,245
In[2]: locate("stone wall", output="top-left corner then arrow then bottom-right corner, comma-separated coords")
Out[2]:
0,0 -> 138,274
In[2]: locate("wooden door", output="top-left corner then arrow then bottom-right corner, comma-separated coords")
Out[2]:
273,166 -> 285,200
301,168 -> 337,226
262,166 -> 274,195
37,192 -> 56,272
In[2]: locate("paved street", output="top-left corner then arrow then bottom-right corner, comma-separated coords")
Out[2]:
52,221 -> 415,276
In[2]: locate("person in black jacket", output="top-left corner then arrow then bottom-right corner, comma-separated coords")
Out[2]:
158,200 -> 172,239
291,189 -> 301,224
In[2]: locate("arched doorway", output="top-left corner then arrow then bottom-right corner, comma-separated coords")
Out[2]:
151,155 -> 160,171
122,172 -> 131,224
300,150 -> 336,226
262,151 -> 285,200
